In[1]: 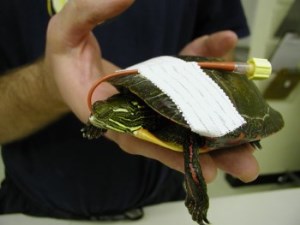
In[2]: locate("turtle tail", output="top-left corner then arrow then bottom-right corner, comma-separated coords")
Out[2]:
183,133 -> 210,225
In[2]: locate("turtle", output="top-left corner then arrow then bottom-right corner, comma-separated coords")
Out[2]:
81,56 -> 284,225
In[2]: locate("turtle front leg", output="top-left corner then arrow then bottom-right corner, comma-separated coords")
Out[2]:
183,133 -> 210,225
81,122 -> 107,139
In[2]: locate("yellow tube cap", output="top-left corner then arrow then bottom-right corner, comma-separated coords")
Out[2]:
247,58 -> 272,80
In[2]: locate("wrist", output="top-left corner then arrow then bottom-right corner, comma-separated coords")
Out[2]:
38,57 -> 70,114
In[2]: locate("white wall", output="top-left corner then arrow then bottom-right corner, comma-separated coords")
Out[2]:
240,0 -> 300,174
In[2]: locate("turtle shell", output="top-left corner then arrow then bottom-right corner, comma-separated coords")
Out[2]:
107,56 -> 284,151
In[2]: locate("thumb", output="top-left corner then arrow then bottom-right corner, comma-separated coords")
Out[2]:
180,30 -> 238,58
48,0 -> 134,49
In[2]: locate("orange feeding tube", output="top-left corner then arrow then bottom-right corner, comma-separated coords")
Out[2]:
87,69 -> 138,111
198,61 -> 236,71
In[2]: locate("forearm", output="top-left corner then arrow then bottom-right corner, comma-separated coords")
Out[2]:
0,58 -> 69,144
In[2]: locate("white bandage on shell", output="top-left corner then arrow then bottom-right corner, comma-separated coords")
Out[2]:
128,56 -> 246,137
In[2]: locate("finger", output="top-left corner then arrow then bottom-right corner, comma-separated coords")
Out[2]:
200,30 -> 238,57
211,143 -> 260,183
180,30 -> 238,58
106,131 -> 185,172
106,131 -> 218,183
48,0 -> 134,48
198,154 -> 218,183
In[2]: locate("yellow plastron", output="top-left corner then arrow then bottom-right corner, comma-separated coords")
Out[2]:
133,128 -> 183,152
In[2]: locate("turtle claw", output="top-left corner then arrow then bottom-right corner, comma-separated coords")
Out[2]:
81,122 -> 107,139
250,140 -> 262,150
185,200 -> 209,225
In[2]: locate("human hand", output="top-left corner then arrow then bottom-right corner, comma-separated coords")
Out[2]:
179,30 -> 238,60
107,132 -> 259,183
44,0 -> 134,122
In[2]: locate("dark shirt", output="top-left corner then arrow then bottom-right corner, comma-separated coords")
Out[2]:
0,0 -> 249,219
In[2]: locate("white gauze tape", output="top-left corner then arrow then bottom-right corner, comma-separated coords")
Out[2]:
127,56 -> 246,137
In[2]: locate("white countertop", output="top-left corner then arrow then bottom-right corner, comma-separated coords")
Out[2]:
0,188 -> 299,225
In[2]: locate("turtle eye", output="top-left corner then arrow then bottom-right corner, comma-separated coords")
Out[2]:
130,100 -> 146,110
131,101 -> 138,105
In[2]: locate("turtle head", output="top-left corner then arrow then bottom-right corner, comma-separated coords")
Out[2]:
88,94 -> 154,134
